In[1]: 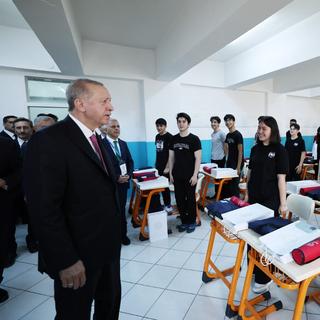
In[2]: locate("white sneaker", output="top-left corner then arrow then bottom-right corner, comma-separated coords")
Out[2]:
165,205 -> 173,214
252,281 -> 272,294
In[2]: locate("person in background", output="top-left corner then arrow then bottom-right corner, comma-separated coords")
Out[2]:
285,119 -> 302,141
13,117 -> 37,253
24,78 -> 122,320
37,113 -> 58,123
155,118 -> 173,214
169,112 -> 202,233
33,115 -> 56,132
100,119 -> 134,246
0,137 -> 21,303
285,123 -> 306,181
210,116 -> 226,168
224,114 -> 243,197
314,126 -> 320,178
0,115 -> 17,140
244,116 -> 289,294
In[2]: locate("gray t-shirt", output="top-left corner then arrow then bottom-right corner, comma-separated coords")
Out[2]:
211,130 -> 226,160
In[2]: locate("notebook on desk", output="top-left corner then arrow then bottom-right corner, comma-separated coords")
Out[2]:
259,220 -> 320,263
222,203 -> 274,233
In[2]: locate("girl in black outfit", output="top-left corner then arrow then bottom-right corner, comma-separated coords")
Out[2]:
245,116 -> 289,293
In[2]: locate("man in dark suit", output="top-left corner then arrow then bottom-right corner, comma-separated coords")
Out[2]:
0,115 -> 17,140
0,137 -> 21,303
100,119 -> 134,245
24,79 -> 121,320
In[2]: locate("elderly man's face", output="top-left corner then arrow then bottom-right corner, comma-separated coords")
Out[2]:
107,121 -> 120,140
4,117 -> 17,133
79,84 -> 113,130
14,121 -> 33,141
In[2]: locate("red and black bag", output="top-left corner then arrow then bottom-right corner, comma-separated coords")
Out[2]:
292,237 -> 320,265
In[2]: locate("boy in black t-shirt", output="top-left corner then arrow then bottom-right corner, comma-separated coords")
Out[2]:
285,123 -> 306,181
224,114 -> 244,197
285,119 -> 302,141
169,113 -> 202,233
155,118 -> 173,213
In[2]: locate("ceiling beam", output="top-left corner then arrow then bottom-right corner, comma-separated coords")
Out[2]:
13,0 -> 83,75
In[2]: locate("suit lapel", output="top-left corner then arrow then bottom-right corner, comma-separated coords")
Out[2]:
63,116 -> 107,174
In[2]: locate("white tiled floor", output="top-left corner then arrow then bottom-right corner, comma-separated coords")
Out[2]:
1,212 -> 320,319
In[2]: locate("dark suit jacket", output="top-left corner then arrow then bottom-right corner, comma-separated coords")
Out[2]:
24,116 -> 121,279
0,130 -> 12,139
102,138 -> 134,189
0,137 -> 21,265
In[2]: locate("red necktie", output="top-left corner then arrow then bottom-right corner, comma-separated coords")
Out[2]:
90,134 -> 108,173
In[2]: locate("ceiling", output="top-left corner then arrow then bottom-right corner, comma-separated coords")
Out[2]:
1,0 -> 320,96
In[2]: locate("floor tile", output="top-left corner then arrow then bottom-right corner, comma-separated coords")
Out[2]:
0,286 -> 23,304
3,262 -> 34,282
133,246 -> 168,264
182,252 -> 206,272
120,261 -> 153,283
184,295 -> 227,320
219,241 -> 243,258
183,226 -> 210,240
138,265 -> 179,288
20,297 -> 55,320
168,269 -> 202,294
16,252 -> 38,265
4,266 -> 47,290
0,291 -> 48,320
172,238 -> 202,252
121,281 -> 135,297
121,259 -> 130,269
28,277 -> 54,296
149,236 -> 180,249
146,290 -> 195,320
195,238 -> 224,255
157,249 -> 192,268
120,284 -> 163,316
119,313 -> 142,320
266,309 -> 307,319
120,245 -> 147,260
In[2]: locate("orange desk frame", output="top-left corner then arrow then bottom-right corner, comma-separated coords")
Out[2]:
199,174 -> 232,208
237,247 -> 319,320
202,219 -> 245,318
129,180 -> 165,241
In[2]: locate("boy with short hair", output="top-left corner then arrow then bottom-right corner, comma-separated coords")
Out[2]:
285,123 -> 306,181
210,116 -> 226,168
224,114 -> 244,197
155,118 -> 173,213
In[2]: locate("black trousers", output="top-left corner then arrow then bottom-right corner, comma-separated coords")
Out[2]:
54,259 -> 121,320
0,192 -> 15,267
158,171 -> 171,206
173,176 -> 196,224
118,185 -> 128,239
211,157 -> 226,168
248,195 -> 279,284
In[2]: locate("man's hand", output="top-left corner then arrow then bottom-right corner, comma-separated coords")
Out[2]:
189,174 -> 198,186
0,178 -> 7,189
169,174 -> 174,184
118,175 -> 129,183
59,260 -> 86,290
163,167 -> 169,175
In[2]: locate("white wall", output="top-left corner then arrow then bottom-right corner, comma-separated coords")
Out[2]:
0,68 -> 145,141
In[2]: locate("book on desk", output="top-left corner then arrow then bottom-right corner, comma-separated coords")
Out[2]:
221,203 -> 274,233
259,220 -> 320,264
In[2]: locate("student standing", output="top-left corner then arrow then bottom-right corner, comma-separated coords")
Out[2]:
169,113 -> 202,233
155,118 -> 173,213
224,114 -> 243,196
285,119 -> 302,141
285,123 -> 306,181
245,116 -> 289,293
210,116 -> 226,168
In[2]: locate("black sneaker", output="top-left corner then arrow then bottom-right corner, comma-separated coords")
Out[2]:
122,236 -> 131,246
0,288 -> 9,303
3,252 -> 17,268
